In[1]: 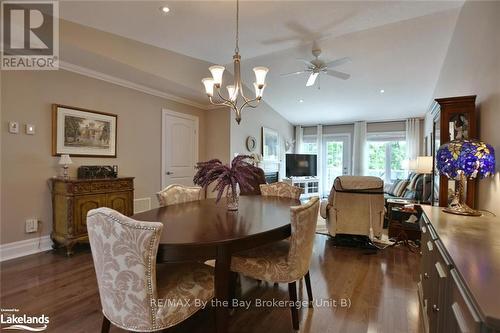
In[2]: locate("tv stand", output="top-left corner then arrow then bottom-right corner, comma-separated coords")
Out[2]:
283,177 -> 320,198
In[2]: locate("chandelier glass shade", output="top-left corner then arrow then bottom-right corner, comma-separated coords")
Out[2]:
201,0 -> 268,124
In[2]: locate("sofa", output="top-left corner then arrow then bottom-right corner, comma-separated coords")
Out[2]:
384,172 -> 432,203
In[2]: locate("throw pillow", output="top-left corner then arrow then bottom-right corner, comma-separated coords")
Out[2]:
407,173 -> 420,191
388,180 -> 402,196
393,180 -> 409,197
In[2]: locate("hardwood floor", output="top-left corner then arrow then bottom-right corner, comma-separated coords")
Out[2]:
0,235 -> 423,333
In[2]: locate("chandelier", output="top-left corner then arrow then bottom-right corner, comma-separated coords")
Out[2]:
201,0 -> 268,124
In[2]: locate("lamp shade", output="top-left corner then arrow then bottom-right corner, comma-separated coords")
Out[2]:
209,65 -> 225,85
416,156 -> 433,174
201,78 -> 214,97
253,67 -> 268,86
59,154 -> 72,165
436,139 -> 495,180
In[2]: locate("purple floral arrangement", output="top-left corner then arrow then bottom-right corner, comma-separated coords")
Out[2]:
436,139 -> 495,179
193,155 -> 262,202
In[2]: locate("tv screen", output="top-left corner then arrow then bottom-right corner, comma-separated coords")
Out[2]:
286,154 -> 317,177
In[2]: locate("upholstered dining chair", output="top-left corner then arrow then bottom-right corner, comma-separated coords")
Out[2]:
230,196 -> 320,330
259,182 -> 304,199
87,207 -> 214,332
156,184 -> 202,207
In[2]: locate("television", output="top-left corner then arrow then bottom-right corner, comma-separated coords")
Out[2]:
286,154 -> 317,178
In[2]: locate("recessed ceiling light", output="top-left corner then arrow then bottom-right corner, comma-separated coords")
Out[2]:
299,99 -> 304,103
380,89 -> 385,94
160,6 -> 170,14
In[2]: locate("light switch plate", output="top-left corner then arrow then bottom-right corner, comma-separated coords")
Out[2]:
25,219 -> 38,233
26,124 -> 35,135
8,121 -> 19,134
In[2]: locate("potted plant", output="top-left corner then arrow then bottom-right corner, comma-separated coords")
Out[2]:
193,155 -> 262,210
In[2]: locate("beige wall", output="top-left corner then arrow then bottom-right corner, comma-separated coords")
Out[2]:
429,0 -> 500,215
229,102 -> 294,178
205,108 -> 231,163
0,69 -> 208,244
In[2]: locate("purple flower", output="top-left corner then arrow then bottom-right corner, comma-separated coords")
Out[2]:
193,155 -> 263,203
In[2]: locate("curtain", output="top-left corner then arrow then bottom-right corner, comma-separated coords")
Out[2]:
352,121 -> 367,176
406,118 -> 420,161
294,125 -> 303,154
316,125 -> 324,196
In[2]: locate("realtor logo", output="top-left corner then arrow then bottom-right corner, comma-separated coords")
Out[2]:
1,1 -> 59,70
1,308 -> 49,331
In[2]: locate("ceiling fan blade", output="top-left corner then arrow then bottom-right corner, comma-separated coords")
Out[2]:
261,35 -> 301,45
306,72 -> 319,87
280,70 -> 307,77
286,21 -> 316,38
325,57 -> 352,68
296,58 -> 313,67
326,69 -> 351,80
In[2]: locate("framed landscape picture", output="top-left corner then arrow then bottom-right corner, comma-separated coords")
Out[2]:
52,104 -> 117,157
262,127 -> 279,161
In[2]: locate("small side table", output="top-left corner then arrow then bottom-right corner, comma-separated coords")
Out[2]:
387,199 -> 422,243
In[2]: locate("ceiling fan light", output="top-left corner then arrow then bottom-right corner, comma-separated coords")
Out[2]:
209,65 -> 225,86
253,66 -> 268,86
226,85 -> 237,101
201,78 -> 214,97
306,72 -> 319,87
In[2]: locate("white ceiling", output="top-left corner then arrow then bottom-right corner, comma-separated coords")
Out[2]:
59,1 -> 465,124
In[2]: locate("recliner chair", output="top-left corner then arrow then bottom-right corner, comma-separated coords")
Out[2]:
320,176 -> 385,240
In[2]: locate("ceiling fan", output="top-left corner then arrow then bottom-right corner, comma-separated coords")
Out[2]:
281,46 -> 351,87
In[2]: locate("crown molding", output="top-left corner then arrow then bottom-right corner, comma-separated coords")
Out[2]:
59,61 -> 212,110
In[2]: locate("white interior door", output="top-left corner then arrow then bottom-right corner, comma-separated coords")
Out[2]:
162,110 -> 199,189
322,134 -> 351,194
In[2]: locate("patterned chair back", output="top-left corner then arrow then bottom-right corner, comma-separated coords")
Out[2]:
287,197 -> 320,280
156,184 -> 202,207
87,208 -> 163,331
259,182 -> 303,199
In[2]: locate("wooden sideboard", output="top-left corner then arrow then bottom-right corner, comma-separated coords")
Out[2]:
419,206 -> 500,333
50,177 -> 134,255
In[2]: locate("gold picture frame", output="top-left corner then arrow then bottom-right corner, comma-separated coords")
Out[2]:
52,104 -> 117,157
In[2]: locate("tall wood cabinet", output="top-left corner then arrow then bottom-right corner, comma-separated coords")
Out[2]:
50,177 -> 134,255
430,95 -> 477,208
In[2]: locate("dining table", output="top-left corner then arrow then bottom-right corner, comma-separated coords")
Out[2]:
132,194 -> 300,333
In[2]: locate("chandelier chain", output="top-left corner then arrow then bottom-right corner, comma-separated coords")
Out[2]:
235,0 -> 239,54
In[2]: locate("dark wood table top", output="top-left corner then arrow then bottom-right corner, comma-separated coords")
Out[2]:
132,195 -> 300,246
422,205 -> 500,329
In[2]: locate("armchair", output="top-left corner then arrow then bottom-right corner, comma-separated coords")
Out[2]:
320,176 -> 385,239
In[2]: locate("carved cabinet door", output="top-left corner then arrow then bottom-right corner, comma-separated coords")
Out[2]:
74,194 -> 106,236
106,191 -> 132,216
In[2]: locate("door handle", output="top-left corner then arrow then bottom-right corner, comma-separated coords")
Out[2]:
166,171 -> 174,175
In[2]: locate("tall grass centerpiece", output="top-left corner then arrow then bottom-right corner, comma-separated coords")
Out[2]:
193,155 -> 262,210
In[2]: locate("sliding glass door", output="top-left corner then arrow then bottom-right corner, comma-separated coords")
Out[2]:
323,135 -> 351,194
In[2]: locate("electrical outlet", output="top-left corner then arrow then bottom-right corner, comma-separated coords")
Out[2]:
25,219 -> 38,233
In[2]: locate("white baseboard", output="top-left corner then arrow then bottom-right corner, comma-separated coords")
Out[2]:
0,236 -> 53,262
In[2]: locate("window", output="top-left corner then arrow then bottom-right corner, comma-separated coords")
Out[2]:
367,133 -> 407,182
302,135 -> 318,154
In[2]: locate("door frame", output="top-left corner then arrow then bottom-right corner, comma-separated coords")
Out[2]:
161,109 -> 199,190
322,133 -> 351,193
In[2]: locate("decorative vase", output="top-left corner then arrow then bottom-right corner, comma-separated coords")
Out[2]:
226,184 -> 240,211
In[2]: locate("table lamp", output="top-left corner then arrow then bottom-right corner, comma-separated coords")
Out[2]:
436,139 -> 495,216
58,154 -> 73,179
